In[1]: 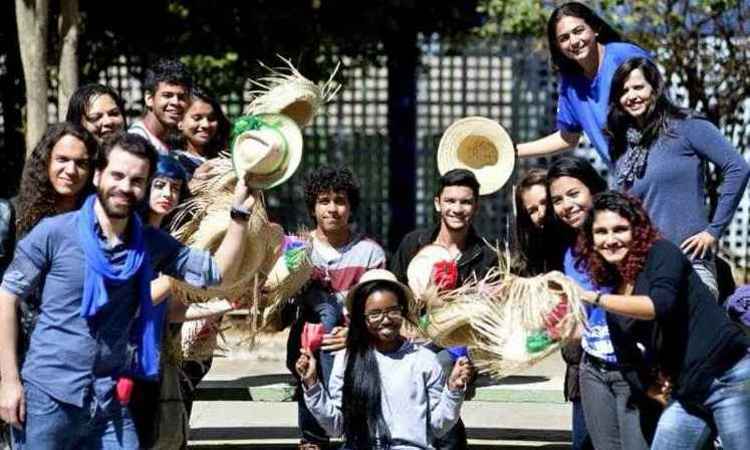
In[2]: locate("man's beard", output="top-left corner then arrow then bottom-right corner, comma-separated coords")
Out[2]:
96,186 -> 136,219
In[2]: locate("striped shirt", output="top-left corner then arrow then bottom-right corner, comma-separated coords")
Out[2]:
309,231 -> 386,304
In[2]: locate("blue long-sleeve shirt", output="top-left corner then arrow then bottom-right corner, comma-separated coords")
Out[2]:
1,211 -> 221,407
616,117 -> 750,253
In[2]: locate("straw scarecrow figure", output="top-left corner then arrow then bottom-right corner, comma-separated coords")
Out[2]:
168,58 -> 340,361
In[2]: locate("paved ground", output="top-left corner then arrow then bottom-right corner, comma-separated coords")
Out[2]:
187,330 -> 572,449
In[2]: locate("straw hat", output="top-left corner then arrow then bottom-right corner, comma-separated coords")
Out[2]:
231,114 -> 303,190
437,116 -> 516,196
421,299 -> 485,348
345,269 -> 415,317
246,56 -> 341,128
406,244 -> 454,300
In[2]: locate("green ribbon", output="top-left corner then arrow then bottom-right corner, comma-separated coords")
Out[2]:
526,331 -> 553,353
284,247 -> 306,271
418,314 -> 430,330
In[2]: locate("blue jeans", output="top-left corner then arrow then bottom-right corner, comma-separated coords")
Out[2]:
571,399 -> 593,450
652,354 -> 750,450
12,382 -> 138,450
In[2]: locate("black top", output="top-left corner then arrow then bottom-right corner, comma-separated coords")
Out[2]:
390,225 -> 498,286
607,239 -> 750,403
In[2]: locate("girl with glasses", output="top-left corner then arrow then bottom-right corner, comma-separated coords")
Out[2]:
295,269 -> 474,450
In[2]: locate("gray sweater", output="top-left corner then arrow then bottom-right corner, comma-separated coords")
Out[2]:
616,118 -> 750,252
304,341 -> 465,449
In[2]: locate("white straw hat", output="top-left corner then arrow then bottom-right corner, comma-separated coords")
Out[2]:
231,113 -> 303,190
345,269 -> 415,319
437,116 -> 516,196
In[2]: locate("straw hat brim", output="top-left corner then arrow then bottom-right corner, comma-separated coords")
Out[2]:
437,116 -> 515,196
406,244 -> 453,298
231,113 -> 303,190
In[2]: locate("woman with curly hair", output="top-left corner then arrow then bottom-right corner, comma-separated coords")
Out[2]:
66,84 -> 127,144
14,122 -> 97,359
16,122 -> 98,238
296,269 -> 473,450
606,57 -> 750,297
576,191 -> 750,450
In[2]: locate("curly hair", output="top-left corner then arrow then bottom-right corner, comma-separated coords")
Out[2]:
16,123 -> 98,238
303,166 -> 360,223
575,192 -> 660,287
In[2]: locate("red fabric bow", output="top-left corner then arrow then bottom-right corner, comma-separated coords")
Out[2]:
301,322 -> 326,353
432,260 -> 458,290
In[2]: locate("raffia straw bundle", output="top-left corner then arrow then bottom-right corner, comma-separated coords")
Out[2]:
418,247 -> 587,380
259,233 -> 314,332
167,156 -> 277,304
468,268 -> 586,379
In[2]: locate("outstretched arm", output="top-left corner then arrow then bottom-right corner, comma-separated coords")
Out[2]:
211,178 -> 259,282
516,130 -> 580,158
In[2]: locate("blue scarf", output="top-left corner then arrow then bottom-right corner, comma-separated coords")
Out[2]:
77,195 -> 165,379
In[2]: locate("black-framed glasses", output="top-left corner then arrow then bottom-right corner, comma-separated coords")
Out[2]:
364,306 -> 404,323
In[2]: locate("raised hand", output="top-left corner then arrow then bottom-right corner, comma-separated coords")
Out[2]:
448,356 -> 474,391
295,348 -> 318,388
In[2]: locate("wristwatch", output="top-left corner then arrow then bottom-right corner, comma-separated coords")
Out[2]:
594,291 -> 603,306
230,206 -> 251,222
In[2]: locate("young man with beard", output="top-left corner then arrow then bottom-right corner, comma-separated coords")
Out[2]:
0,132 -> 256,449
289,166 -> 386,450
391,168 -> 498,450
129,59 -> 193,154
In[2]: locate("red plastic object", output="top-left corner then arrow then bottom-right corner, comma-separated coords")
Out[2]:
432,260 -> 458,290
115,377 -> 134,406
301,323 -> 326,353
543,299 -> 569,341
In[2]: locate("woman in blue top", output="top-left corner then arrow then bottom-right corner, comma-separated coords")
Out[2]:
606,57 -> 750,297
547,156 -> 656,450
517,2 -> 649,166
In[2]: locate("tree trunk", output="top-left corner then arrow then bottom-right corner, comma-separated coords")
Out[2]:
57,0 -> 79,120
15,0 -> 50,156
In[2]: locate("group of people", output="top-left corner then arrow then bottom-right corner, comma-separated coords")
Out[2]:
1,1 -> 750,450
511,2 -> 750,450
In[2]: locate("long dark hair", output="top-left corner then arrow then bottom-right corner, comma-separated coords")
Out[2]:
545,156 -> 608,249
170,86 -> 230,158
343,279 -> 411,449
514,168 -> 562,275
547,2 -> 623,76
16,123 -> 98,238
576,191 -> 660,287
606,58 -> 694,161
